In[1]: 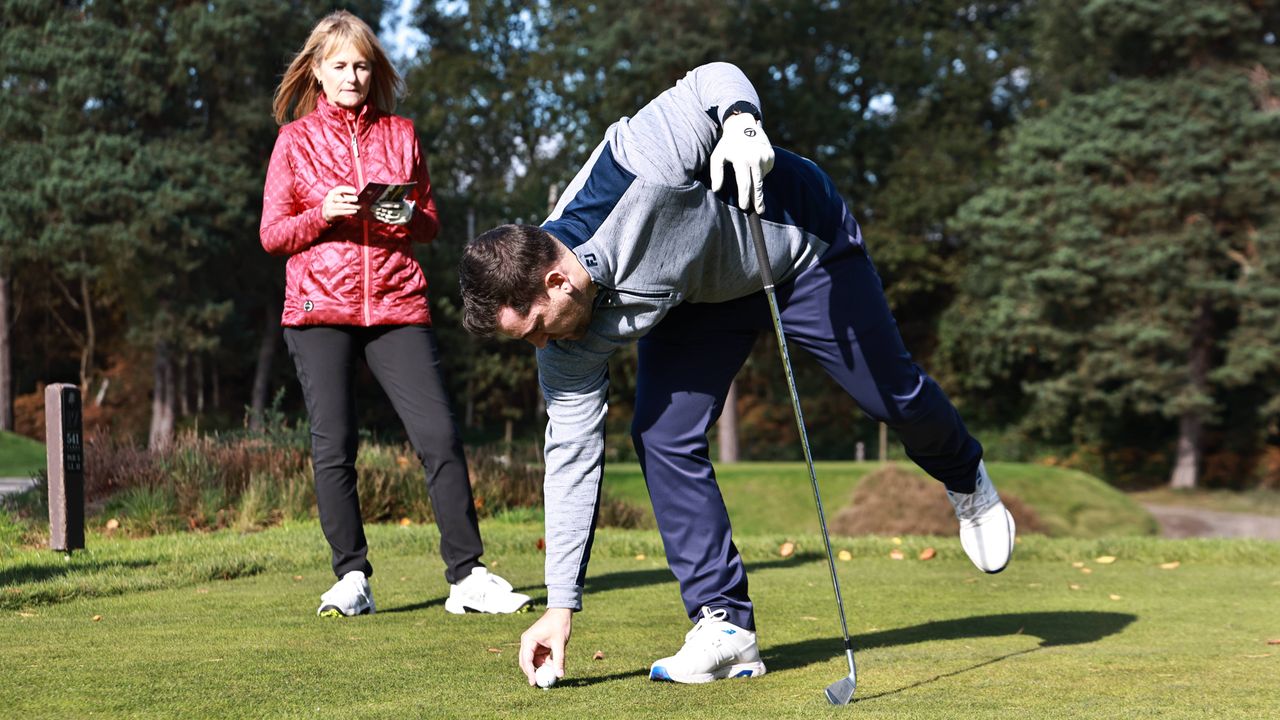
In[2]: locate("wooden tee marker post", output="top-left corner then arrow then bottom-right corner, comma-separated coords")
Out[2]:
45,383 -> 85,552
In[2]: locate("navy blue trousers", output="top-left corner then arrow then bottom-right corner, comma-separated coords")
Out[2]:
631,232 -> 982,631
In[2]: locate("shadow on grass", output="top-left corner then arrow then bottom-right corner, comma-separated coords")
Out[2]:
763,611 -> 1137,701
0,557 -> 156,587
380,556 -> 817,620
379,580 -> 548,615
585,555 -> 821,595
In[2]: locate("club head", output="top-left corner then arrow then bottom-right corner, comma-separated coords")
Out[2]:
824,674 -> 857,705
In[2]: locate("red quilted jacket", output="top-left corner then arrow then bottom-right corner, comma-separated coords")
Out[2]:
260,95 -> 440,327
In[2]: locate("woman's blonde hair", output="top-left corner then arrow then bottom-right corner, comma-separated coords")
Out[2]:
272,11 -> 403,124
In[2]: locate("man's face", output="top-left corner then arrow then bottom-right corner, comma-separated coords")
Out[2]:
496,290 -> 593,349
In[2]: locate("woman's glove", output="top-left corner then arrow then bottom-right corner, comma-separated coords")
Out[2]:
372,199 -> 414,226
710,111 -> 774,214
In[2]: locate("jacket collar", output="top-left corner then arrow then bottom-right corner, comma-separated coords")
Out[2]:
315,94 -> 376,135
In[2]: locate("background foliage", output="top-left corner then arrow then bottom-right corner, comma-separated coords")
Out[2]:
2,0 -> 1277,489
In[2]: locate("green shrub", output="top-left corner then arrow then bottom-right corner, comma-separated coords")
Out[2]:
105,486 -> 177,536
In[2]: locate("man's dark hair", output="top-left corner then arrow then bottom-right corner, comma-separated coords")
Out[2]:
458,224 -> 563,337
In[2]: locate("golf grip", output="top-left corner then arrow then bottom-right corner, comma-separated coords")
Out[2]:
746,211 -> 858,684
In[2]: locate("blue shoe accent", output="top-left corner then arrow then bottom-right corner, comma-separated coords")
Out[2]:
734,669 -> 754,678
722,629 -> 737,635
650,666 -> 672,681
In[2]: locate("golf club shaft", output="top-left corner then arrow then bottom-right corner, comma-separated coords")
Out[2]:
747,212 -> 856,676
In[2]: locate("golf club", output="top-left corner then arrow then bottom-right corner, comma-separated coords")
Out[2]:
746,210 -> 858,705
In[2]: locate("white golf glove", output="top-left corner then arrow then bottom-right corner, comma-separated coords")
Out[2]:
710,111 -> 774,214
372,199 -> 414,226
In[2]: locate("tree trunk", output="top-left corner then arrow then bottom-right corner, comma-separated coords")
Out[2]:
0,262 -> 11,431
1169,301 -> 1213,489
177,352 -> 190,417
194,353 -> 205,415
248,300 -> 280,432
78,269 -> 95,392
149,340 -> 175,450
718,379 -> 739,462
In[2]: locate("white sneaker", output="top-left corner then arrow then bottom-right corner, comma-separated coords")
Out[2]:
649,607 -> 767,683
317,571 -> 375,617
947,460 -> 1016,573
444,567 -> 532,614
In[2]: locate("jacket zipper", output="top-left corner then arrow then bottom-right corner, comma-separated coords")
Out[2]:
348,117 -> 371,326
600,285 -> 675,300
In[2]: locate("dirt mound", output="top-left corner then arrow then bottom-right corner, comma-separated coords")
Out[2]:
830,465 -> 1044,536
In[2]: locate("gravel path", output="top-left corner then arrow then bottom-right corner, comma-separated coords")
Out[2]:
1142,503 -> 1280,540
0,477 -> 37,497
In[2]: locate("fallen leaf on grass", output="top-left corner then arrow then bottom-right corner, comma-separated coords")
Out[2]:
196,587 -> 209,594
1072,561 -> 1085,568
92,615 -> 102,622
399,517 -> 412,526
891,537 -> 903,545
105,518 -> 120,531
837,550 -> 852,561
1109,594 -> 1121,601
535,537 -> 545,551
1267,639 -> 1280,646
487,648 -> 502,654
1095,556 -> 1117,565
779,542 -> 795,558
1160,561 -> 1181,570
593,650 -> 605,660
800,616 -> 819,621
17,612 -> 35,618
634,554 -> 646,561
1028,583 -> 1043,588
292,575 -> 303,581
1243,653 -> 1273,659
918,547 -> 936,561
1080,568 -> 1093,575
889,549 -> 905,560
1068,584 -> 1081,591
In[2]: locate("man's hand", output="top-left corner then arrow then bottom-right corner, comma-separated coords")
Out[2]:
710,111 -> 774,214
519,607 -> 573,686
372,199 -> 414,226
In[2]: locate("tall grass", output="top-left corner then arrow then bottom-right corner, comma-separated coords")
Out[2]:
2,427 -> 645,543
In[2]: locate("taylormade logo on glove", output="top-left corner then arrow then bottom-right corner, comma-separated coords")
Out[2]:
710,111 -> 775,214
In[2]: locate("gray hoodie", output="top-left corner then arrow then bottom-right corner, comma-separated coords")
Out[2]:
537,62 -> 857,610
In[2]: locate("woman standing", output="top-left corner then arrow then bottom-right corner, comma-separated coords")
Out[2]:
261,11 -> 528,617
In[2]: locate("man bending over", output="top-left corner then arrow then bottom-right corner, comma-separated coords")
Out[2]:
458,62 -> 1015,687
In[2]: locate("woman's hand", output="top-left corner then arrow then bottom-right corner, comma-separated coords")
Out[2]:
322,185 -> 360,223
372,199 -> 414,226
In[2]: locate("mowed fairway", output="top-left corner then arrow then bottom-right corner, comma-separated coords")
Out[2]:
1,523 -> 1278,719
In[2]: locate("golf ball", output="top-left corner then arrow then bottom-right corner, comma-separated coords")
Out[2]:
534,663 -> 558,689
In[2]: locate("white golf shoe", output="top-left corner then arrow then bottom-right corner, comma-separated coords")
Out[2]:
649,607 -> 767,683
948,460 -> 1016,573
444,567 -> 532,614
317,570 -> 375,617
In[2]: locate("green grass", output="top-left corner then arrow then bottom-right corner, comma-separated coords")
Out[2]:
2,522 -> 1278,718
0,430 -> 45,477
604,461 -> 1157,538
1129,487 -> 1280,517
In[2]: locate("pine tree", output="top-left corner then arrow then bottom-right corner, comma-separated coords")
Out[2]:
943,0 -> 1280,487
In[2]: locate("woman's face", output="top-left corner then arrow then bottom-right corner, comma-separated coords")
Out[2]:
313,43 -> 371,110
